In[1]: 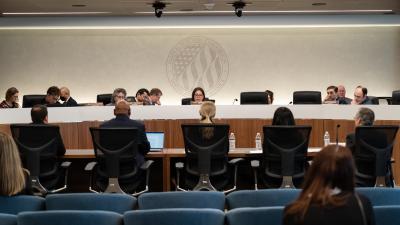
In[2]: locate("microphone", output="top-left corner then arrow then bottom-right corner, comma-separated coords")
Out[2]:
336,124 -> 341,146
232,98 -> 238,105
288,101 -> 293,105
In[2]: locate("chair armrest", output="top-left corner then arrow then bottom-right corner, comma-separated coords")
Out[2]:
61,161 -> 72,168
140,160 -> 154,170
251,160 -> 260,168
229,158 -> 244,165
84,161 -> 97,171
175,162 -> 184,169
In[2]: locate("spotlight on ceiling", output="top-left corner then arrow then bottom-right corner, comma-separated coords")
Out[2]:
152,1 -> 166,18
232,1 -> 246,17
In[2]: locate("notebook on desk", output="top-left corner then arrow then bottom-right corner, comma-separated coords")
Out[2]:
146,132 -> 164,151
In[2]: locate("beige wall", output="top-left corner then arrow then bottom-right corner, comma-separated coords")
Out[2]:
1,27 -> 399,105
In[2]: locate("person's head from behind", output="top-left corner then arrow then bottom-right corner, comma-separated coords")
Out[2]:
59,87 -> 70,101
199,101 -> 216,124
0,132 -> 26,196
5,87 -> 19,105
353,85 -> 368,104
272,107 -> 295,125
149,88 -> 163,105
45,86 -> 60,104
111,88 -> 127,104
191,87 -> 205,103
114,100 -> 130,117
285,145 -> 355,222
354,107 -> 374,126
136,88 -> 150,103
265,90 -> 274,104
337,85 -> 346,98
326,85 -> 338,101
31,105 -> 48,124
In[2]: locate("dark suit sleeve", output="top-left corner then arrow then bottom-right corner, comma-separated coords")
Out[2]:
67,97 -> 78,107
57,133 -> 66,156
138,123 -> 150,156
345,133 -> 355,154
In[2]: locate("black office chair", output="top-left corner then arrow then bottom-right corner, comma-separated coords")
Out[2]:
391,90 -> 400,105
175,124 -> 243,193
293,91 -> 322,104
22,95 -> 46,108
85,128 -> 154,195
240,92 -> 268,105
368,96 -> 379,105
251,125 -> 312,189
10,124 -> 71,196
97,94 -> 112,106
181,98 -> 215,105
126,96 -> 136,103
354,126 -> 398,187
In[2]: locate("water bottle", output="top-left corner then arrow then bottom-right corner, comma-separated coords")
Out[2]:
229,132 -> 236,150
255,132 -> 262,150
324,131 -> 330,146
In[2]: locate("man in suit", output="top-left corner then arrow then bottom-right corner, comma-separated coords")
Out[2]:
149,88 -> 163,105
100,100 -> 150,166
60,87 -> 78,107
337,85 -> 352,104
42,86 -> 63,107
323,85 -> 338,104
351,85 -> 373,105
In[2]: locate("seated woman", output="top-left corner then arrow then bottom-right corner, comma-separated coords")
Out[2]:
272,106 -> 295,125
0,132 -> 32,196
0,87 -> 20,108
283,145 -> 374,225
107,88 -> 127,106
191,87 -> 206,105
199,101 -> 216,139
265,90 -> 274,104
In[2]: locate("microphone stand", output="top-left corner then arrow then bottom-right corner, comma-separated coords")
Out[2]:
336,124 -> 341,146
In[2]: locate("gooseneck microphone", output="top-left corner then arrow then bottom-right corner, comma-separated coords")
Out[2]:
336,124 -> 341,146
232,98 -> 238,105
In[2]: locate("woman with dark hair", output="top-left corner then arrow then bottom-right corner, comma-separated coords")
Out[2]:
272,107 -> 295,125
191,87 -> 205,105
0,87 -> 19,108
283,145 -> 375,225
265,90 -> 274,104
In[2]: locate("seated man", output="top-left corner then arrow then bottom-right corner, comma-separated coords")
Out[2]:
42,86 -> 63,107
60,87 -> 78,107
149,88 -> 163,105
135,88 -> 151,105
100,100 -> 150,166
337,85 -> 352,104
351,85 -> 373,105
323,85 -> 338,104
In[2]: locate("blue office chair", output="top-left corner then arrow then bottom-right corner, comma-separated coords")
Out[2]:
0,213 -> 17,225
45,193 -> 136,214
226,189 -> 300,209
124,208 -> 225,225
18,211 -> 123,225
0,195 -> 45,215
226,206 -> 284,225
374,206 -> 400,225
356,188 -> 400,206
138,191 -> 225,210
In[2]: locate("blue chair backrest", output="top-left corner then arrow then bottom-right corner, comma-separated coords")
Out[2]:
18,210 -> 123,225
226,206 -> 284,225
374,206 -> 400,225
356,188 -> 400,206
124,208 -> 225,225
138,191 -> 225,210
0,213 -> 17,225
45,193 -> 136,214
226,189 -> 300,209
0,195 -> 45,215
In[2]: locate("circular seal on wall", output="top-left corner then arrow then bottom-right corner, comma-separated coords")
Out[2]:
166,36 -> 229,97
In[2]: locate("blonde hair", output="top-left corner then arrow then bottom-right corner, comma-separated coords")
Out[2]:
199,101 -> 216,124
0,132 -> 26,196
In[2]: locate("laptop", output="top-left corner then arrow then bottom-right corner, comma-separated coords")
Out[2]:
146,132 -> 165,151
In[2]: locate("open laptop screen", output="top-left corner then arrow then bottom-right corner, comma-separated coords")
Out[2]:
146,132 -> 164,151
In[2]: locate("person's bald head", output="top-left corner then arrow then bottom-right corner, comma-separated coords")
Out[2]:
60,87 -> 70,101
114,100 -> 131,116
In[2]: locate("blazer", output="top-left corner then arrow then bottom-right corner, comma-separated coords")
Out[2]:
63,97 -> 78,107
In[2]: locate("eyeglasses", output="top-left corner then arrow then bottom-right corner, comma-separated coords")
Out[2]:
194,93 -> 204,97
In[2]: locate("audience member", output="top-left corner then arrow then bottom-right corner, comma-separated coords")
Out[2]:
0,87 -> 20,108
107,88 -> 127,106
60,87 -> 78,107
323,85 -> 338,104
149,88 -> 163,105
337,85 -> 352,104
191,87 -> 206,105
272,107 -> 295,125
43,86 -> 63,107
352,85 -> 372,105
265,90 -> 274,104
345,107 -> 376,153
100,100 -> 150,166
199,101 -> 216,139
0,132 -> 32,196
135,88 -> 151,105
283,145 -> 375,225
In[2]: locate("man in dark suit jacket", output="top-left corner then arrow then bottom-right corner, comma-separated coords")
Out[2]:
60,87 -> 78,107
100,100 -> 150,166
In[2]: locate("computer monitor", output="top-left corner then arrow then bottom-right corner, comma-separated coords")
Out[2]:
146,132 -> 165,151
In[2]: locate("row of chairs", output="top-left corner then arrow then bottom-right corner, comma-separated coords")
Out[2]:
2,188 -> 400,215
20,90 -> 400,107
